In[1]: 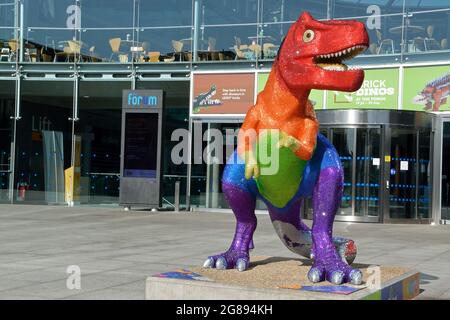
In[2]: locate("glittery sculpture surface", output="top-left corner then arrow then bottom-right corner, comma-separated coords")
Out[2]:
203,12 -> 369,285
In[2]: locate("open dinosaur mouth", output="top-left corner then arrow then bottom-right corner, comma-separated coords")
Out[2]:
313,44 -> 368,72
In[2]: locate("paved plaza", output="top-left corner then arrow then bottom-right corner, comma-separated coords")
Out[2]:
0,204 -> 449,300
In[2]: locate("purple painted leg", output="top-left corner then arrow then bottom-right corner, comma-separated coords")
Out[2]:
308,166 -> 363,285
203,182 -> 257,272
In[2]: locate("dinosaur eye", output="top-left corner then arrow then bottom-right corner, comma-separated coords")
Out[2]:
303,29 -> 315,43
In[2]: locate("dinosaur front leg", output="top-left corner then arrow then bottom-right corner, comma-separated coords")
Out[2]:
203,181 -> 257,272
308,166 -> 362,285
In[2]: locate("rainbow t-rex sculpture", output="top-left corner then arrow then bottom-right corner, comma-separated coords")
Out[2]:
203,12 -> 369,285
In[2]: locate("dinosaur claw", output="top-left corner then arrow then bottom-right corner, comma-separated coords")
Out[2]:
236,258 -> 248,272
215,257 -> 227,270
349,269 -> 363,285
307,267 -> 323,283
329,270 -> 345,285
203,257 -> 214,268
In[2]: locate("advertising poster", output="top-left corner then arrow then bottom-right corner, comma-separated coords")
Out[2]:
326,68 -> 399,109
403,65 -> 450,112
192,73 -> 255,115
257,72 -> 324,109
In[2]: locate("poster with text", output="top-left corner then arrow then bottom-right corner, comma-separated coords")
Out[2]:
257,72 -> 324,109
403,65 -> 450,112
326,68 -> 399,110
192,73 -> 255,115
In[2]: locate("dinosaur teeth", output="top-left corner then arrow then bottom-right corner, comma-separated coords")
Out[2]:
317,63 -> 348,71
314,44 -> 367,71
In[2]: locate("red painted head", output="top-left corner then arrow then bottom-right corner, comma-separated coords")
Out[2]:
277,12 -> 369,92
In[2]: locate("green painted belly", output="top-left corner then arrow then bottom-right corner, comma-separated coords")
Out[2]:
254,130 -> 307,208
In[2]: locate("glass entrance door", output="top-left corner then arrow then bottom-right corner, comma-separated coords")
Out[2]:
386,128 -> 431,221
441,122 -> 450,221
0,80 -> 15,203
330,127 -> 382,222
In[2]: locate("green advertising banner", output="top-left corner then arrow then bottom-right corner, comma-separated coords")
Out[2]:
257,72 -> 324,109
326,68 -> 399,109
403,65 -> 450,112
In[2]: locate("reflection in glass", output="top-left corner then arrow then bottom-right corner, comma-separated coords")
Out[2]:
76,81 -> 131,204
332,128 -> 355,216
331,0 -> 403,18
199,25 -> 258,61
200,0 -> 258,62
355,128 -> 381,217
259,0 -> 326,58
0,1 -> 17,63
441,122 -> 450,221
189,122 -> 266,210
404,10 -> 450,55
342,15 -> 404,57
389,128 -> 417,219
136,28 -> 193,63
16,80 -> 74,204
0,80 -> 14,203
417,131 -> 430,219
136,80 -> 190,208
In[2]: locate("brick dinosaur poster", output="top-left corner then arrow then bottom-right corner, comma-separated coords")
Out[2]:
191,73 -> 255,115
326,68 -> 399,109
403,65 -> 450,112
257,72 -> 324,109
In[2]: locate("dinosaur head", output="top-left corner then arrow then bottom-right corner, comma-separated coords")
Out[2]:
277,12 -> 369,93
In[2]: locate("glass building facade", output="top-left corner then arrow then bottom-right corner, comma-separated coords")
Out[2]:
0,0 -> 449,223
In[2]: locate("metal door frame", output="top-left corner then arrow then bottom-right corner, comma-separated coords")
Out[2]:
432,114 -> 450,225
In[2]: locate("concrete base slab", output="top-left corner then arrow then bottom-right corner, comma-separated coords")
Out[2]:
145,256 -> 421,300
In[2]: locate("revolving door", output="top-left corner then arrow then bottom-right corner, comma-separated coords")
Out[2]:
306,110 -> 433,223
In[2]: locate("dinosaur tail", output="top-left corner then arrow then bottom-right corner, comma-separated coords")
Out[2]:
271,220 -> 357,265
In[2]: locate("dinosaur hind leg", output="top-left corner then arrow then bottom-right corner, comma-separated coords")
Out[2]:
268,198 -> 356,264
308,166 -> 362,285
203,155 -> 257,272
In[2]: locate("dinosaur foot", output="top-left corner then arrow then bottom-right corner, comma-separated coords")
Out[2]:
307,259 -> 363,285
203,250 -> 250,272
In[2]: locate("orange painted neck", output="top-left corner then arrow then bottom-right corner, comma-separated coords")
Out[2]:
257,62 -> 310,119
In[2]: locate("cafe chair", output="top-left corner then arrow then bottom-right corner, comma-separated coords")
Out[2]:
68,40 -> 82,62
54,40 -> 82,62
171,40 -> 184,61
40,47 -> 53,62
234,36 -> 248,51
233,45 -> 247,60
109,38 -> 128,62
208,37 -> 216,51
207,37 -> 219,60
411,37 -> 426,52
0,47 -> 10,62
376,30 -> 394,54
248,43 -> 262,59
7,39 -> 18,61
148,51 -> 160,62
25,48 -> 38,62
441,38 -> 448,50
263,43 -> 278,59
164,56 -> 175,63
232,36 -> 249,59
118,54 -> 129,63
54,46 -> 71,62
